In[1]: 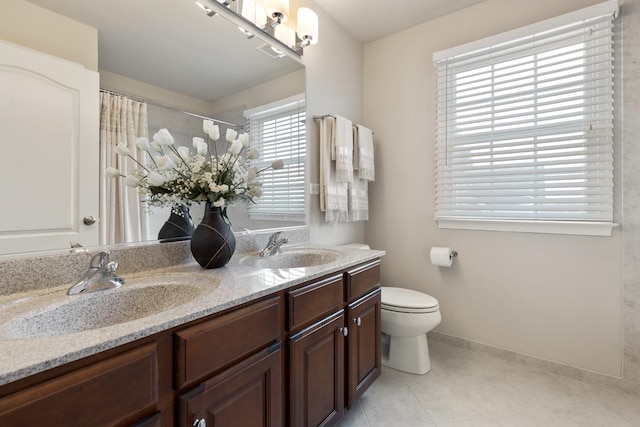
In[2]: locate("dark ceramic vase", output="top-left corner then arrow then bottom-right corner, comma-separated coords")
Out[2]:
157,205 -> 195,242
190,202 -> 236,268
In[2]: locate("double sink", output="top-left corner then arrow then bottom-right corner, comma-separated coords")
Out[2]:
0,247 -> 342,340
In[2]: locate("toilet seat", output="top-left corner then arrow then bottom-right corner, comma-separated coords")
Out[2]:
381,287 -> 439,314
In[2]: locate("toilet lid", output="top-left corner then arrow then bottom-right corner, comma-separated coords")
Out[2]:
381,287 -> 439,312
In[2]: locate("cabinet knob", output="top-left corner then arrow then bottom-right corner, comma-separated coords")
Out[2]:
353,317 -> 362,326
193,419 -> 206,427
339,326 -> 349,337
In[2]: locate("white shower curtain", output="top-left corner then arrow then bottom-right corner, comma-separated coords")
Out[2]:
99,91 -> 150,244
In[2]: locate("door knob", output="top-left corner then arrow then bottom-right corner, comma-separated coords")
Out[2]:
83,216 -> 96,225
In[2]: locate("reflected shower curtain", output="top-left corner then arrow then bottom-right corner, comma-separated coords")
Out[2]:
99,91 -> 150,244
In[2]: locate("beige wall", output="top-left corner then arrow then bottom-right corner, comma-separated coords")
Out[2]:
363,0 -> 624,377
298,0 -> 366,245
0,0 -> 97,71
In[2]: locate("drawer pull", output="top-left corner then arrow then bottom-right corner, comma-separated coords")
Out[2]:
353,317 -> 362,326
193,418 -> 206,427
339,326 -> 349,337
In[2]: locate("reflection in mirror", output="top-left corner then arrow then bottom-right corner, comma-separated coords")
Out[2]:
0,0 -> 306,257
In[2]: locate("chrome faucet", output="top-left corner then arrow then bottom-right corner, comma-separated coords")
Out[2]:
259,232 -> 289,257
67,251 -> 124,295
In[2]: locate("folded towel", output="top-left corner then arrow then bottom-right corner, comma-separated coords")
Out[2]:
320,117 -> 349,222
355,124 -> 375,181
332,115 -> 354,183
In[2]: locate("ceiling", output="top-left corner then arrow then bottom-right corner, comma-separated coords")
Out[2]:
25,0 -> 303,102
313,0 -> 487,43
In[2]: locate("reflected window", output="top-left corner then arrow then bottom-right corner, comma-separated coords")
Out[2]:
245,94 -> 306,220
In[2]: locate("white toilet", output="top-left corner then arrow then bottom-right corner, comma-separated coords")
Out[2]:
381,287 -> 441,375
340,244 -> 442,375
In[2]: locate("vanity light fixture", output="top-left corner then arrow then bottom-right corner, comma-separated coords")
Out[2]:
294,7 -> 318,52
264,0 -> 289,26
196,0 -> 318,56
194,0 -> 216,17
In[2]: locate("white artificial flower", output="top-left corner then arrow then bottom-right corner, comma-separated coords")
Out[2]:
146,171 -> 165,186
192,137 -> 204,149
196,141 -> 208,156
220,184 -> 229,193
226,128 -> 238,142
153,128 -> 175,146
249,187 -> 262,198
125,175 -> 141,187
105,167 -> 122,178
150,141 -> 162,152
169,152 -> 180,165
203,120 -> 220,140
228,140 -> 243,155
238,133 -> 250,147
114,143 -> 130,157
213,198 -> 226,208
178,146 -> 190,159
247,148 -> 259,160
136,137 -> 150,151
244,166 -> 257,182
155,155 -> 176,171
271,159 -> 285,170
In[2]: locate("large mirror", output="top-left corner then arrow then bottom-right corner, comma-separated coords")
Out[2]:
1,0 -> 306,257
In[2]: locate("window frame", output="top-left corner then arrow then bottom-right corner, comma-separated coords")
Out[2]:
432,0 -> 618,236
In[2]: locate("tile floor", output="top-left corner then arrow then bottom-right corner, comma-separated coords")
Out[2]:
337,340 -> 640,427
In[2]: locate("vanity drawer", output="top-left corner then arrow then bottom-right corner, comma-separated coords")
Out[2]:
174,296 -> 281,389
287,274 -> 344,330
345,260 -> 381,301
0,343 -> 158,426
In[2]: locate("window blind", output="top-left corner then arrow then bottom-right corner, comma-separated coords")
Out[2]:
245,95 -> 306,220
433,1 -> 617,235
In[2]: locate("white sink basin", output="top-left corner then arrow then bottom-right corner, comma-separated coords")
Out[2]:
2,275 -> 214,339
238,248 -> 342,269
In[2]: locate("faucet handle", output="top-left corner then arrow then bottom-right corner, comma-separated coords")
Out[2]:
89,251 -> 110,269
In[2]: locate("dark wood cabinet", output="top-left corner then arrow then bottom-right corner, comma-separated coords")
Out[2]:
0,343 -> 159,426
346,289 -> 382,408
287,260 -> 382,426
289,310 -> 346,427
178,343 -> 283,427
0,258 -> 382,427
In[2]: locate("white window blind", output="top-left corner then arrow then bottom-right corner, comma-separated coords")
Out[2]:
433,1 -> 617,236
245,95 -> 306,220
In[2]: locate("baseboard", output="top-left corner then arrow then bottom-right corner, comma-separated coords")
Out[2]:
428,331 -> 640,396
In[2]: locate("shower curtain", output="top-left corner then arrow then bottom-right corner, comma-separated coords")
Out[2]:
99,91 -> 150,244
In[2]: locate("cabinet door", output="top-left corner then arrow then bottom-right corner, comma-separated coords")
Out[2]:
0,343 -> 158,426
289,310 -> 345,427
0,39 -> 99,254
178,343 -> 282,427
347,288 -> 381,408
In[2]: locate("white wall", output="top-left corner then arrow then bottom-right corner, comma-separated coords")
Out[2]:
296,0 -> 366,245
363,0 -> 624,377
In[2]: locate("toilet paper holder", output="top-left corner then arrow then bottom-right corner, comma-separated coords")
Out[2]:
450,250 -> 458,259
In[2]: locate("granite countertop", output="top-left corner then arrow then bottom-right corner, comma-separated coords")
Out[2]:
0,244 -> 385,386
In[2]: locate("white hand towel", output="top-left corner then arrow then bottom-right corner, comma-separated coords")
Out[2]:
355,124 -> 375,181
332,115 -> 354,183
349,178 -> 369,222
320,117 -> 349,223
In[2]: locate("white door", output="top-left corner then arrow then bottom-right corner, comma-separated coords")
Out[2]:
0,39 -> 99,256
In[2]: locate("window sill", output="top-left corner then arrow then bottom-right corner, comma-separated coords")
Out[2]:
435,218 -> 617,237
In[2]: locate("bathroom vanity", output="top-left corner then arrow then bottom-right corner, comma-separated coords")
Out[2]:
0,245 -> 383,427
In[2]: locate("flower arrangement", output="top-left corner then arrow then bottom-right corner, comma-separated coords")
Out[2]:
106,119 -> 283,219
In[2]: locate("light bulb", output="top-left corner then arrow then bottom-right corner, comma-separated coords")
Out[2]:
297,7 -> 318,45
